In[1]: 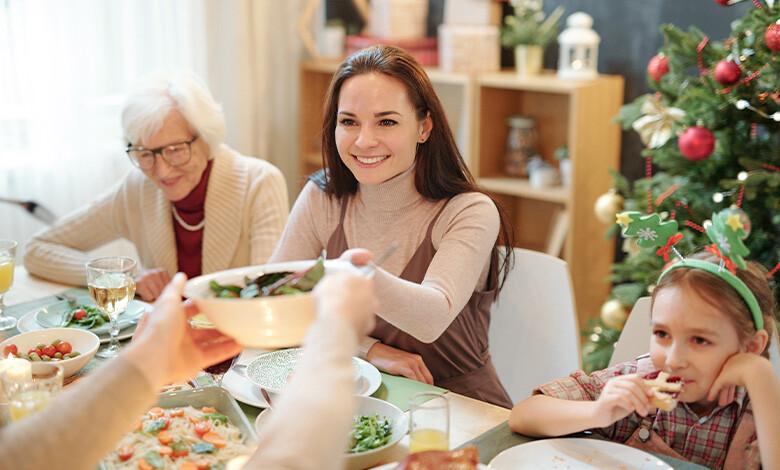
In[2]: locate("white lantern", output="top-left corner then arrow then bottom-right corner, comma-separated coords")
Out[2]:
557,12 -> 600,80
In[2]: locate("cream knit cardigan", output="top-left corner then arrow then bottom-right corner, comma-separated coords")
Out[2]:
24,145 -> 289,285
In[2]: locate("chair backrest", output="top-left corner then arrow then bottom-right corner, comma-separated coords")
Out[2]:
610,296 -> 780,378
609,297 -> 652,367
489,247 -> 581,404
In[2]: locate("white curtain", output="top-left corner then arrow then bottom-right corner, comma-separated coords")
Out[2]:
201,0 -> 305,197
0,0 -> 305,261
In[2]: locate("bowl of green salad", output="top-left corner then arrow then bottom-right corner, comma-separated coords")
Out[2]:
254,395 -> 407,470
183,258 -> 361,349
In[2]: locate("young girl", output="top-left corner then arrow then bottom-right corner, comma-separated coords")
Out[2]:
270,45 -> 514,407
510,251 -> 779,469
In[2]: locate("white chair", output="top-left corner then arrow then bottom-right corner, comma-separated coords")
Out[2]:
489,247 -> 581,404
608,297 -> 652,367
610,296 -> 780,378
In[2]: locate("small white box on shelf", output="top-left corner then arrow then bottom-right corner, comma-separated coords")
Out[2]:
438,24 -> 500,73
443,0 -> 502,26
371,0 -> 429,40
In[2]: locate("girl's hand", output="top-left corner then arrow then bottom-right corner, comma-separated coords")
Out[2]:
708,353 -> 766,406
593,374 -> 654,427
366,342 -> 434,385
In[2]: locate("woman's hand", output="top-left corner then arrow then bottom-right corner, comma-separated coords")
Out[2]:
314,273 -> 378,336
135,268 -> 171,302
592,374 -> 654,427
366,342 -> 435,385
127,273 -> 242,387
338,248 -> 373,267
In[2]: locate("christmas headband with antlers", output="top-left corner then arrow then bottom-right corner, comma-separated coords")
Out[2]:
616,209 -> 763,330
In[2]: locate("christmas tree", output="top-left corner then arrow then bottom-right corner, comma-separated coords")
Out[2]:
582,0 -> 780,372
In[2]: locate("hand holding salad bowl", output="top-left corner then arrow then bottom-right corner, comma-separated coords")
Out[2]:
183,257 -> 363,349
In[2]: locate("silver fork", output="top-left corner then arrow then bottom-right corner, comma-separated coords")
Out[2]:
55,293 -> 78,308
359,242 -> 399,277
55,293 -> 78,326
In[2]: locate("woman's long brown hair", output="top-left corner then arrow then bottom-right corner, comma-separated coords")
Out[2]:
314,44 -> 515,291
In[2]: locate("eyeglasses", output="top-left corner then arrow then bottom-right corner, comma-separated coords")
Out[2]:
125,135 -> 198,170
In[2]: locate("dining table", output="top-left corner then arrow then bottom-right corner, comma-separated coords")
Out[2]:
3,265 -> 709,469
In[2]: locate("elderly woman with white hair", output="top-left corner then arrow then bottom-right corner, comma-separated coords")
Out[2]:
25,69 -> 289,301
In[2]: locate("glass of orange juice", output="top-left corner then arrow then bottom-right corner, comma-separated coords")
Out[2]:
0,240 -> 17,331
408,391 -> 450,454
1,361 -> 63,422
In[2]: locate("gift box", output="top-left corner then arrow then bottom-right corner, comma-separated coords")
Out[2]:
443,0 -> 502,26
345,35 -> 439,66
371,0 -> 429,40
437,24 -> 500,73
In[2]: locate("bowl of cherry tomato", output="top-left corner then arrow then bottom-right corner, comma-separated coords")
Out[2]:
0,328 -> 100,378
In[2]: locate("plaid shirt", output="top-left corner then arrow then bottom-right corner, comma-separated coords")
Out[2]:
534,361 -> 761,470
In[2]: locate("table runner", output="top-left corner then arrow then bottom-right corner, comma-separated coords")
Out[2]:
457,420 -> 709,469
373,372 -> 447,412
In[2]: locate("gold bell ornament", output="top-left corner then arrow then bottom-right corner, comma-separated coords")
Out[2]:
593,189 -> 624,224
600,299 -> 628,331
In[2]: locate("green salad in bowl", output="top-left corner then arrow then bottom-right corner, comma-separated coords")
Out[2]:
183,257 -> 361,349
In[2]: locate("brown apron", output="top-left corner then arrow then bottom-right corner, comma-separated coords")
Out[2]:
624,356 -> 757,469
326,198 -> 512,408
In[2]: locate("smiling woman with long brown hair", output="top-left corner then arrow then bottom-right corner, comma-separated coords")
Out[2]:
271,45 -> 515,408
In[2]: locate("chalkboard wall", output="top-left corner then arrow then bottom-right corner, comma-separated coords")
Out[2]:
326,0 -> 751,180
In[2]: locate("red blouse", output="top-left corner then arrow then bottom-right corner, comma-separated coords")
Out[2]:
172,160 -> 213,278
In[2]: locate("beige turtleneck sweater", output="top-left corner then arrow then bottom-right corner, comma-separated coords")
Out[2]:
270,167 -> 498,349
24,145 -> 288,285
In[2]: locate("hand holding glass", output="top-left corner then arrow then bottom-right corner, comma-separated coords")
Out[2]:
409,391 -> 450,453
1,361 -> 63,422
86,257 -> 137,358
0,240 -> 18,331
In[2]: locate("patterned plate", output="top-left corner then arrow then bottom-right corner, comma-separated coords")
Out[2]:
246,347 -> 361,392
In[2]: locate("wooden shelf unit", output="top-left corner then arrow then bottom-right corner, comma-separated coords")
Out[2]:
298,61 -> 624,331
475,71 -> 624,329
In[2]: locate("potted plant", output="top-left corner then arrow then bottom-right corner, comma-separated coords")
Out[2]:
500,0 -> 564,76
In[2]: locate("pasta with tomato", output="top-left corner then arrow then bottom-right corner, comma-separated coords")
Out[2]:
103,405 -> 250,469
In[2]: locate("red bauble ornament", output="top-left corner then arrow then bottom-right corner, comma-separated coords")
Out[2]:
714,0 -> 730,5
714,60 -> 742,85
678,126 -> 715,161
766,23 -> 780,52
647,55 -> 669,81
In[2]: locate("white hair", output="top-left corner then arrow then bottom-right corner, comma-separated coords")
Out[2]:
121,69 -> 226,159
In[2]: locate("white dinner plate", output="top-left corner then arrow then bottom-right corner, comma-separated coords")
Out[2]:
16,301 -> 146,344
223,352 -> 381,408
245,347 -> 362,392
372,463 -> 488,470
488,438 -> 673,469
33,294 -> 147,335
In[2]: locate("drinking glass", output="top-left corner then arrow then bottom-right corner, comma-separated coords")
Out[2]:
1,361 -> 63,422
86,256 -> 137,358
408,391 -> 450,453
0,240 -> 18,331
203,353 -> 240,388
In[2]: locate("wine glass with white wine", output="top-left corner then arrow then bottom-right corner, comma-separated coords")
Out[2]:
0,239 -> 18,331
86,256 -> 137,358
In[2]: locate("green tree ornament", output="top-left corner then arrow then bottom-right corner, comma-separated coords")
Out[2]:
705,211 -> 749,270
618,211 -> 680,249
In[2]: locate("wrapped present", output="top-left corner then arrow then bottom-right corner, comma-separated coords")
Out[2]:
443,0 -> 502,26
345,35 -> 439,66
437,24 -> 499,73
371,0 -> 429,40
